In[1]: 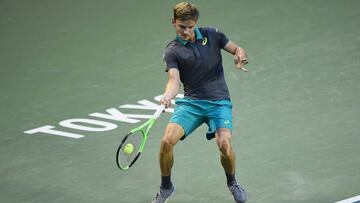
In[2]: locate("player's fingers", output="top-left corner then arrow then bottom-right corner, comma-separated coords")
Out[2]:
240,66 -> 248,72
160,98 -> 169,108
164,99 -> 172,108
234,55 -> 249,72
234,58 -> 239,65
234,56 -> 243,65
241,59 -> 249,65
234,60 -> 241,69
236,61 -> 248,72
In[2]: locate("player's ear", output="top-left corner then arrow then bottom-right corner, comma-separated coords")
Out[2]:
172,18 -> 176,27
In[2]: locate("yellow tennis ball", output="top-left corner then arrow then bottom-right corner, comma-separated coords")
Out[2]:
124,143 -> 134,155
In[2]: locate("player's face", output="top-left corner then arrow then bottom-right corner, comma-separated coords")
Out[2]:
172,19 -> 197,42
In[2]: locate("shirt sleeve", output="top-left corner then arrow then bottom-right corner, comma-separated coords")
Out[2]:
163,48 -> 179,72
207,27 -> 229,49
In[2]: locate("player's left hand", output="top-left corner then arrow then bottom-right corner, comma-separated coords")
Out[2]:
234,48 -> 249,72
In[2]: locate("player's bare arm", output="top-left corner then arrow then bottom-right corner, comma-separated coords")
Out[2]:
224,41 -> 249,72
160,68 -> 181,108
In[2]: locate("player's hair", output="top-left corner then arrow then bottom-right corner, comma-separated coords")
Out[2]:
173,2 -> 199,21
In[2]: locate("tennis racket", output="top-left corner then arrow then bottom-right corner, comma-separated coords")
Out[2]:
116,104 -> 165,171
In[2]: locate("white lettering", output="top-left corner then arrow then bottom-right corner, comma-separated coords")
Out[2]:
120,99 -> 175,113
24,125 -> 84,139
24,94 -> 179,139
153,94 -> 184,113
119,99 -> 160,110
122,114 -> 153,119
59,119 -> 117,132
89,108 -> 140,123
153,94 -> 184,105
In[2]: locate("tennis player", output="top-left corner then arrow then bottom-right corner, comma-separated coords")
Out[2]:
152,2 -> 248,203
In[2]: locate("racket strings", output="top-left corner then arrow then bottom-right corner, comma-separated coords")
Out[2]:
118,131 -> 143,169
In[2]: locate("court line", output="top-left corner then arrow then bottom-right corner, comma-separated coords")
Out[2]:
334,195 -> 360,203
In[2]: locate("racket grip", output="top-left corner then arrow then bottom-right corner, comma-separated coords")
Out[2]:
153,104 -> 165,119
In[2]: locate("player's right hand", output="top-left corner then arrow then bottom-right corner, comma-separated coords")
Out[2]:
160,97 -> 172,108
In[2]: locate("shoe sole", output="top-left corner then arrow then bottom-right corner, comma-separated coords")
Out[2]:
151,188 -> 176,203
164,188 -> 176,203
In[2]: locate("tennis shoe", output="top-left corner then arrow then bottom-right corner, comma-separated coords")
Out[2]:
151,184 -> 175,203
228,182 -> 247,203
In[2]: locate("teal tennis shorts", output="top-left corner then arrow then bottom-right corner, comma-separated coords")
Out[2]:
169,98 -> 233,140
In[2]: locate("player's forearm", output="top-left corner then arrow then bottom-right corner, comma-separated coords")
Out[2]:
224,40 -> 245,55
224,40 -> 249,71
163,79 -> 180,100
161,69 -> 181,107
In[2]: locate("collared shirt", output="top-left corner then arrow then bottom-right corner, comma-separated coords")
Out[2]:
163,27 -> 230,100
175,27 -> 204,46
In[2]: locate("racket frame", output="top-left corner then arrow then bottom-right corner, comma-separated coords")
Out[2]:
116,105 -> 164,170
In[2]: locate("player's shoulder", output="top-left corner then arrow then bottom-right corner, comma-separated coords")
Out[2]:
164,39 -> 182,57
199,26 -> 223,35
165,39 -> 181,50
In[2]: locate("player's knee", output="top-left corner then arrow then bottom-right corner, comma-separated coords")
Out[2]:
160,123 -> 183,153
160,136 -> 174,153
216,136 -> 233,157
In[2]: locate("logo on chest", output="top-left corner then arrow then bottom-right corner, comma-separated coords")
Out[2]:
202,37 -> 208,46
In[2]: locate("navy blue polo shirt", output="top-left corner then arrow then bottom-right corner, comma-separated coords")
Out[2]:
163,27 -> 230,100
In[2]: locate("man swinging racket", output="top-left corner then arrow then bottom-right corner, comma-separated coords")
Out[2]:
152,2 -> 249,203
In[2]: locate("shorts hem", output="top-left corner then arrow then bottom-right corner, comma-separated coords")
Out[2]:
168,121 -> 187,140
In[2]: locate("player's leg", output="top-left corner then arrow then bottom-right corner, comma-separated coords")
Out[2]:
215,128 -> 235,175
159,98 -> 204,176
159,123 -> 184,177
152,123 -> 183,203
153,98 -> 204,203
215,128 -> 247,203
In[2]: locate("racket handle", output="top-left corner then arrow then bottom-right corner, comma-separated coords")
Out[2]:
153,104 -> 165,119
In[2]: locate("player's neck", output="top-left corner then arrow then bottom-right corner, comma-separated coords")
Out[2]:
189,34 -> 196,43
